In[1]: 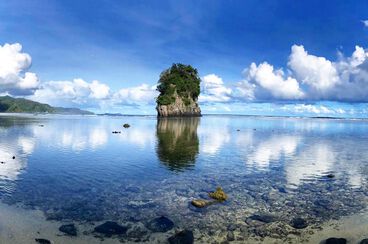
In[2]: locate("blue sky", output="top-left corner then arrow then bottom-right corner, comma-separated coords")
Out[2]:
1,0 -> 368,117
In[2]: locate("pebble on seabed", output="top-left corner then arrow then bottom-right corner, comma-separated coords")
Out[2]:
325,237 -> 347,244
168,230 -> 194,244
59,223 -> 77,236
35,238 -> 51,244
94,221 -> 128,236
146,216 -> 174,233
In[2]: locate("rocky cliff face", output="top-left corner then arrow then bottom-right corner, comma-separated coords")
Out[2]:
156,93 -> 201,117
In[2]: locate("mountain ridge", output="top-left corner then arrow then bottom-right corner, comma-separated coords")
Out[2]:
0,96 -> 93,115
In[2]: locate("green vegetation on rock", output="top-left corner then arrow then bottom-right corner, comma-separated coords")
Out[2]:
156,63 -> 201,106
209,187 -> 228,202
0,96 -> 93,114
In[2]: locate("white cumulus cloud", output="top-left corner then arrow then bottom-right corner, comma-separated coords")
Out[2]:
29,78 -> 110,108
0,43 -> 39,95
246,62 -> 305,100
113,84 -> 158,105
235,44 -> 368,103
199,74 -> 232,102
288,45 -> 340,96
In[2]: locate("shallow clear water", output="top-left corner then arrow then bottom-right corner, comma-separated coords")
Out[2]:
1,114 -> 368,243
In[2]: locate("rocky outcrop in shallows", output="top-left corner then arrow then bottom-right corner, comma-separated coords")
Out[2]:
156,94 -> 201,117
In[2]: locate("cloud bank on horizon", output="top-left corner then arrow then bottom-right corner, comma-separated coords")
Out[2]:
1,42 -> 368,117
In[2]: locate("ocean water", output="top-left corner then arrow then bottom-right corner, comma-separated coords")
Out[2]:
0,114 -> 368,243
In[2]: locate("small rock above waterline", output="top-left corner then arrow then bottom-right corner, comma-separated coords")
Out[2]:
208,187 -> 228,201
94,221 -> 128,236
325,237 -> 347,244
326,173 -> 335,178
191,199 -> 208,208
290,217 -> 308,229
35,239 -> 51,244
112,131 -> 121,134
146,216 -> 174,232
59,223 -> 77,236
168,230 -> 194,244
123,123 -> 130,128
12,156 -> 15,159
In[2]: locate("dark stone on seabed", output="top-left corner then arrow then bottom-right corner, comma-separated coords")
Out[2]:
94,221 -> 128,236
325,237 -> 347,244
35,239 -> 51,244
290,217 -> 308,229
227,231 -> 235,241
248,214 -> 277,223
168,230 -> 194,244
146,216 -> 174,232
360,239 -> 368,244
59,224 -> 77,236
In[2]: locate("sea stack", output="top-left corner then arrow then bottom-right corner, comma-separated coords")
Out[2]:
156,63 -> 201,117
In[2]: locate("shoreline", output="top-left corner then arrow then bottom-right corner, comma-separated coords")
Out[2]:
1,201 -> 368,244
0,112 -> 367,121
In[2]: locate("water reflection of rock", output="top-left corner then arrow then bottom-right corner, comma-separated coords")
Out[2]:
156,118 -> 199,172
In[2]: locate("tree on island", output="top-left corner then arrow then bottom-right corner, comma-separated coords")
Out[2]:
156,63 -> 201,117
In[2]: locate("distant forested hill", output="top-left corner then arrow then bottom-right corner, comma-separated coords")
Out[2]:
0,96 -> 93,115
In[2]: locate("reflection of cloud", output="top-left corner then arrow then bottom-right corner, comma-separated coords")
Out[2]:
285,143 -> 335,187
30,120 -> 110,151
0,136 -> 35,183
89,128 -> 108,149
122,128 -> 155,148
0,145 -> 26,181
198,119 -> 231,155
247,135 -> 299,169
201,130 -> 230,154
18,137 -> 35,154
283,139 -> 365,189
235,131 -> 253,147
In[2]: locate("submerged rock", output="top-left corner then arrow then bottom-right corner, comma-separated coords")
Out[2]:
94,221 -> 128,236
248,213 -> 277,223
146,216 -> 174,232
191,199 -> 209,208
126,223 -> 148,239
360,239 -> 368,244
227,231 -> 235,241
325,238 -> 347,244
35,239 -> 51,244
123,123 -> 130,128
59,224 -> 77,236
208,187 -> 228,201
290,217 -> 308,229
168,230 -> 194,244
